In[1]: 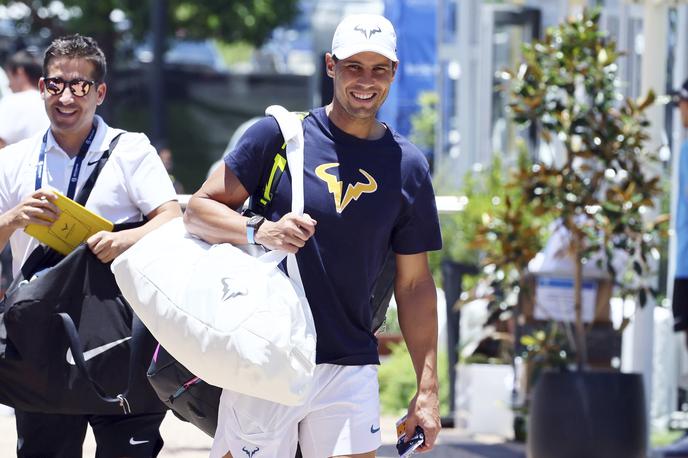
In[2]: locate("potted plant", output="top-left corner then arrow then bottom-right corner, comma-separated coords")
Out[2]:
475,9 -> 667,458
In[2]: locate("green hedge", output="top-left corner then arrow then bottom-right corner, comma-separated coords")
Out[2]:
378,342 -> 449,417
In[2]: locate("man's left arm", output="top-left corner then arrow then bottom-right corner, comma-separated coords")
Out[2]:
395,251 -> 441,452
87,200 -> 182,263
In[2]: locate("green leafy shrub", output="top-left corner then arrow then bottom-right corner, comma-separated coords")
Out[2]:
378,342 -> 449,417
410,91 -> 438,153
428,153 -> 516,288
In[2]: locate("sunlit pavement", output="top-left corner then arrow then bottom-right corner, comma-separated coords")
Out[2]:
0,409 -> 526,457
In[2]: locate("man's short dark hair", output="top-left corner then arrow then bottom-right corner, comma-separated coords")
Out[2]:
6,50 -> 43,86
43,34 -> 107,82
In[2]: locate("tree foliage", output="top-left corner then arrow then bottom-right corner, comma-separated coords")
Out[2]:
474,8 -> 668,369
410,90 -> 438,154
0,0 -> 299,49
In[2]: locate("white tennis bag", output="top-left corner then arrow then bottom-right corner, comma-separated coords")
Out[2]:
112,106 -> 316,406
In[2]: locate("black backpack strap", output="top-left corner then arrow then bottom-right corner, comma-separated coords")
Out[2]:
249,143 -> 287,214
371,249 -> 397,333
74,132 -> 125,206
248,112 -> 309,215
57,310 -> 152,414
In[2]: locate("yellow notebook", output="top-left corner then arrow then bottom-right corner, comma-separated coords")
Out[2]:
24,191 -> 114,255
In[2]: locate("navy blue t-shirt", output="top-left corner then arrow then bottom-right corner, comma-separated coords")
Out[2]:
225,107 -> 442,365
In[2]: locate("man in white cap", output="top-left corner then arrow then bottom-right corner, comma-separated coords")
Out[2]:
186,13 -> 442,457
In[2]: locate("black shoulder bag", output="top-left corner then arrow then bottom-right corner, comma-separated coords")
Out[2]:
0,133 -> 166,415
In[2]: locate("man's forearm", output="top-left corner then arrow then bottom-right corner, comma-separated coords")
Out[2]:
396,275 -> 439,389
394,252 -> 442,452
184,195 -> 249,245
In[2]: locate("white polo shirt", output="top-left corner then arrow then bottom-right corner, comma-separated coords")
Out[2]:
0,115 -> 177,276
0,89 -> 50,144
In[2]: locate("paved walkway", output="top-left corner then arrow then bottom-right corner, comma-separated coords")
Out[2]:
0,410 -> 526,457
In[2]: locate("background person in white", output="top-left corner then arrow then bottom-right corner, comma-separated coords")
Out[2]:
0,49 -> 50,312
186,14 -> 442,458
0,49 -> 50,149
0,34 -> 181,458
0,65 -> 9,99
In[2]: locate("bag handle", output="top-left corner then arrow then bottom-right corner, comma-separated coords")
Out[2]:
265,105 -> 305,215
262,105 -> 307,295
57,307 -> 151,414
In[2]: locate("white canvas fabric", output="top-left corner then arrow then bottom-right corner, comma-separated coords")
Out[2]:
112,106 -> 316,406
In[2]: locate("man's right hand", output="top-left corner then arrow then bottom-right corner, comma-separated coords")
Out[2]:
254,212 -> 317,253
1,189 -> 60,232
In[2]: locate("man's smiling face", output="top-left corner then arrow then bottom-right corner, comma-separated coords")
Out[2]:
327,51 -> 396,122
39,57 -> 106,140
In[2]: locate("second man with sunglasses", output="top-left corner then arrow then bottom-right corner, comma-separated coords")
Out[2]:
0,34 -> 182,457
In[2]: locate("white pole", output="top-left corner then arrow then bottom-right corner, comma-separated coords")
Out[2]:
457,0 -> 481,186
635,0 -> 668,448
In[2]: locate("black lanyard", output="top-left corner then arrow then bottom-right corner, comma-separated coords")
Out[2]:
34,123 -> 98,199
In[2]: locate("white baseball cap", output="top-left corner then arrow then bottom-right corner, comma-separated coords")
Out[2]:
331,14 -> 398,62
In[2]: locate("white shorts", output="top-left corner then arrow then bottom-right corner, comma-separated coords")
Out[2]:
210,364 -> 381,458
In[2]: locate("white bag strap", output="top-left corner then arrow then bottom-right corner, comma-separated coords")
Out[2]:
260,106 -> 307,296
265,105 -> 305,215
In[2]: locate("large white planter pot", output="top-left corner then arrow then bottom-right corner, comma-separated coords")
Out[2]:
455,363 -> 514,438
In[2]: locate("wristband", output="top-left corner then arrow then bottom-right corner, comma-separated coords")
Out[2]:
246,215 -> 265,245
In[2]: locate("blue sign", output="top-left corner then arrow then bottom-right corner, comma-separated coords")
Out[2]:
380,0 -> 437,157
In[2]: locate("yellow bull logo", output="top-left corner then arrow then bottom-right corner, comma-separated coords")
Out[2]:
315,163 -> 378,213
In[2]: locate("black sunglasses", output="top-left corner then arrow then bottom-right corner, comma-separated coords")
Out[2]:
43,77 -> 98,97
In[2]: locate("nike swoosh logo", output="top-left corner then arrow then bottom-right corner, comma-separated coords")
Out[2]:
129,438 -> 150,445
66,336 -> 131,365
87,160 -> 100,166
370,425 -> 380,434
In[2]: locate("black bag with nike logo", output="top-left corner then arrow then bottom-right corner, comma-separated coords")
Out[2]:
0,133 -> 166,415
